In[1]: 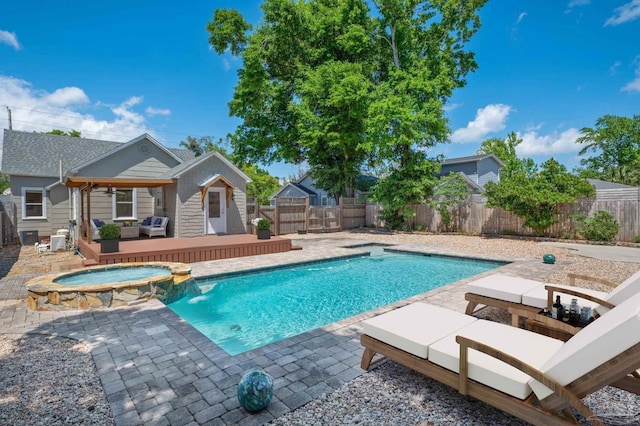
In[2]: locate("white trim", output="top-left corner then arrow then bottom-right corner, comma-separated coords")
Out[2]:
22,187 -> 47,219
172,150 -> 252,183
112,188 -> 138,220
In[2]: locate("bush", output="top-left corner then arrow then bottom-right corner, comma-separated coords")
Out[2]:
256,218 -> 271,230
634,236 -> 640,244
98,223 -> 121,240
577,211 -> 619,242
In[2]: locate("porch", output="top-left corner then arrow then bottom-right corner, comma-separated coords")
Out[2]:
78,234 -> 293,265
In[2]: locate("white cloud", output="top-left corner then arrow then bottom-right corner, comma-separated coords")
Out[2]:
517,128 -> 582,156
515,12 -> 527,25
0,30 -> 20,50
145,106 -> 171,116
605,0 -> 640,26
566,0 -> 589,10
609,60 -> 622,75
443,102 -> 462,112
0,75 -> 157,141
622,57 -> 640,93
450,104 -> 511,143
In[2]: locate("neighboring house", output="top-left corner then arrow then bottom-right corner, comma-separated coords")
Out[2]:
270,174 -> 337,206
438,154 -> 504,193
1,130 -> 251,242
586,179 -> 640,201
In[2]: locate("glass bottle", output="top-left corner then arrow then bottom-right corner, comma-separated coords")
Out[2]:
552,295 -> 564,320
569,298 -> 580,325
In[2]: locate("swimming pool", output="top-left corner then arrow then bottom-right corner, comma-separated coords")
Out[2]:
166,250 -> 501,355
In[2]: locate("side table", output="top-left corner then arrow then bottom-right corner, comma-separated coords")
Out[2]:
119,225 -> 140,239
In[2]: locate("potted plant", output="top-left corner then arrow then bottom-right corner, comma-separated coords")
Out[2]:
256,218 -> 271,240
99,223 -> 121,253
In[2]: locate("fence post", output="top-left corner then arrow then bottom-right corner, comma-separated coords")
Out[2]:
305,196 -> 309,232
338,197 -> 343,231
274,196 -> 280,236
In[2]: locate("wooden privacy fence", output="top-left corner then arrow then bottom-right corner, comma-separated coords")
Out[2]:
247,196 -> 366,235
366,197 -> 640,242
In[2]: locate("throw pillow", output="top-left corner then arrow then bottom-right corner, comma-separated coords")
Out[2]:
141,217 -> 152,226
153,217 -> 163,226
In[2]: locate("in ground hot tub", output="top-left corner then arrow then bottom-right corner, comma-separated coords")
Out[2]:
26,262 -> 196,311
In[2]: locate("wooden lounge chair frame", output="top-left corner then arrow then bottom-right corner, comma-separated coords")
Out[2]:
465,273 -> 617,319
361,309 -> 640,426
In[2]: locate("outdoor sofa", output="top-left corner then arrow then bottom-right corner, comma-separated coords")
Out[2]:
360,293 -> 640,425
140,216 -> 169,238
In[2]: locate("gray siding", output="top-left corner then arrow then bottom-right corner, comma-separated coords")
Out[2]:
477,157 -> 501,188
298,176 -> 336,206
11,176 -> 59,237
75,141 -> 180,178
162,184 -> 178,237
440,162 -> 477,178
175,157 -> 247,238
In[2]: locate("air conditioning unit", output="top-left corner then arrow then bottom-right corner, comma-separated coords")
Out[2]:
19,230 -> 39,246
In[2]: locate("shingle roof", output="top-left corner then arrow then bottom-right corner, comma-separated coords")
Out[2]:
1,130 -> 195,177
587,178 -> 638,190
442,154 -> 504,167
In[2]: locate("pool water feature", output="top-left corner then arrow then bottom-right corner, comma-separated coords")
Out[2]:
26,262 -> 194,311
166,250 -> 502,355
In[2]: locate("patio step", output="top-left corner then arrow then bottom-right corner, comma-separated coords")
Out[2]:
82,259 -> 99,267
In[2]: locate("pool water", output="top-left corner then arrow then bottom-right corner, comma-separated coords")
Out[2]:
54,266 -> 172,285
166,250 -> 500,355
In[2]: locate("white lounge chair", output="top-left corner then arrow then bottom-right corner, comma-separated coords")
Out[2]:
464,271 -> 640,319
361,292 -> 640,425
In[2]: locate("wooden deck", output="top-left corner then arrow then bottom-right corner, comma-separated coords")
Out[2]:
78,234 -> 293,265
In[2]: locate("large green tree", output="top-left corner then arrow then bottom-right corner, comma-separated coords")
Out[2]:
484,158 -> 595,235
476,132 -> 535,177
208,0 -> 373,201
45,129 -> 82,137
576,114 -> 640,186
208,0 -> 487,226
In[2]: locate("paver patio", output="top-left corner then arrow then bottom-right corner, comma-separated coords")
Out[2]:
0,237 -> 566,425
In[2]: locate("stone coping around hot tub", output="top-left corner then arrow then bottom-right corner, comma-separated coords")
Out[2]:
26,262 -> 191,293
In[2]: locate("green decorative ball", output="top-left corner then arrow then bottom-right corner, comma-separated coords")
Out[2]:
237,369 -> 273,412
543,254 -> 556,264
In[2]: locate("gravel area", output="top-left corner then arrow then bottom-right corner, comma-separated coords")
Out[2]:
1,232 -> 639,425
0,333 -> 113,425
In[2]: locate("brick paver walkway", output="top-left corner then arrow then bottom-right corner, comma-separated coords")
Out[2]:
0,237 -> 565,425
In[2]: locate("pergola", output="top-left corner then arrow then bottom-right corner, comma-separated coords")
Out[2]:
65,176 -> 176,244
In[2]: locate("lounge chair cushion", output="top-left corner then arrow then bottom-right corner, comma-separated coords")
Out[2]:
361,303 -> 477,359
466,275 -> 541,303
529,289 -> 640,400
428,320 -> 563,399
521,284 -> 606,310
605,270 -> 640,307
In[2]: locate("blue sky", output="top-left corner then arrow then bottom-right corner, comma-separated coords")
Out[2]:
1,0 -> 638,179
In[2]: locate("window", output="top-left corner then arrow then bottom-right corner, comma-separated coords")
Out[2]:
22,187 -> 46,219
321,196 -> 328,206
112,188 -> 137,220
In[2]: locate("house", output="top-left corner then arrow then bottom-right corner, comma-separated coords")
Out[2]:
1,130 -> 251,243
270,174 -> 338,206
437,154 -> 504,193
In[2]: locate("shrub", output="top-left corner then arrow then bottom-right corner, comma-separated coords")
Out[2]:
98,223 -> 121,240
256,218 -> 271,230
634,236 -> 640,244
577,211 -> 619,242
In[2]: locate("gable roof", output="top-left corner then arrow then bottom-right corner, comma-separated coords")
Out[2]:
1,129 -> 121,177
161,150 -> 251,182
1,130 -> 196,179
68,133 -> 184,174
270,181 -> 317,199
442,154 -> 505,168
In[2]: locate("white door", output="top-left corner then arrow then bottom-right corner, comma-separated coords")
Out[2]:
205,187 -> 227,234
